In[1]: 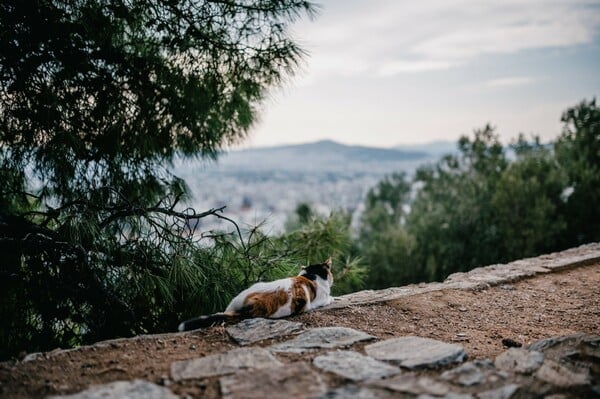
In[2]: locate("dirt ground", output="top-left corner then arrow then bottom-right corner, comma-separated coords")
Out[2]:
1,263 -> 598,398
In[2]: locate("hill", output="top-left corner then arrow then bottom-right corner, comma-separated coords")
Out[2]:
394,140 -> 457,156
202,140 -> 429,173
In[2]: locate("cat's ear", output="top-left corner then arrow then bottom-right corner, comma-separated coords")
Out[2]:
324,257 -> 332,268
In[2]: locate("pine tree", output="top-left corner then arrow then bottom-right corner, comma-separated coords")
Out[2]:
0,0 -> 315,359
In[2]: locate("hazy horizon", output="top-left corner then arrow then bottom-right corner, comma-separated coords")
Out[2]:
224,137 -> 457,151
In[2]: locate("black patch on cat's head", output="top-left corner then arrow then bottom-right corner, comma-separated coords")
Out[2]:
299,258 -> 332,282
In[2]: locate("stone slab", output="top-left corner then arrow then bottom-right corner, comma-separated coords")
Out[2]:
270,327 -> 375,353
528,333 -> 600,360
369,374 -> 450,396
365,336 -> 467,369
313,350 -> 401,381
535,360 -> 590,387
226,318 -> 304,345
47,380 -> 177,399
320,385 -> 395,399
220,362 -> 327,399
494,348 -> 544,374
440,359 -> 504,387
477,384 -> 520,399
417,394 -> 473,399
170,347 -> 281,380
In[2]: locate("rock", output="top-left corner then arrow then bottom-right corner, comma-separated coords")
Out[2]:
270,327 -> 375,353
219,362 -> 327,399
320,385 -> 395,399
47,380 -> 177,399
440,359 -> 499,387
170,347 -> 281,380
330,244 -> 600,308
226,318 -> 304,345
528,334 -> 600,360
477,384 -> 519,399
365,336 -> 467,369
369,374 -> 450,396
534,359 -> 590,387
443,260 -> 549,290
540,243 -> 600,271
417,394 -> 473,399
313,350 -> 401,381
501,338 -> 522,348
494,348 -> 544,374
21,352 -> 44,363
527,334 -> 588,352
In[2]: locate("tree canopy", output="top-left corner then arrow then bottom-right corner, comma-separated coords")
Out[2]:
1,0 -> 315,205
0,0 -> 317,360
358,99 -> 599,287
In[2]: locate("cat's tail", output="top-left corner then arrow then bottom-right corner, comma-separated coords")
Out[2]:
177,311 -> 240,332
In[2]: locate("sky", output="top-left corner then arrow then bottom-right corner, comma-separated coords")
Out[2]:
240,0 -> 600,149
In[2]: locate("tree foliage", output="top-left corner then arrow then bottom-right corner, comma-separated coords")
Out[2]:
554,99 -> 600,246
407,126 -> 508,280
357,100 -> 599,287
358,173 -> 417,288
0,0 -> 316,360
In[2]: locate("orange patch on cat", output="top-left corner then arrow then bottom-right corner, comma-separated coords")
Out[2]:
290,276 -> 317,314
243,289 -> 289,318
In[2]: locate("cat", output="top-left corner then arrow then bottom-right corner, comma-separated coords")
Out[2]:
178,257 -> 334,331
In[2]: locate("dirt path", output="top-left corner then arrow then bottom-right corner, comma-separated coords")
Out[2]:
1,263 -> 598,398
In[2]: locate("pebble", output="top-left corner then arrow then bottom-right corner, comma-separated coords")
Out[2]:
501,338 -> 522,348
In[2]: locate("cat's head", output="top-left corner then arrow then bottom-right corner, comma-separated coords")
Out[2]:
299,257 -> 333,286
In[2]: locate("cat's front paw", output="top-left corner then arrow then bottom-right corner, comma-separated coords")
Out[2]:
326,296 -> 335,305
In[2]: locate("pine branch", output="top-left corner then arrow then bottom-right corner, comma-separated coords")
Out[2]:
98,205 -> 226,229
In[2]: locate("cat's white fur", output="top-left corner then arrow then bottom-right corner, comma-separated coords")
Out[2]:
225,268 -> 334,318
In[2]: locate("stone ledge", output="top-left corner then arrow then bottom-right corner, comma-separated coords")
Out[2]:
327,242 -> 600,309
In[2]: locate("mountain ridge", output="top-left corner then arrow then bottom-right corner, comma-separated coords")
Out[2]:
222,139 -> 428,163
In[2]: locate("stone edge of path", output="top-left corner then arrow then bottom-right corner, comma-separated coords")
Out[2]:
326,242 -> 600,309
19,242 -> 600,361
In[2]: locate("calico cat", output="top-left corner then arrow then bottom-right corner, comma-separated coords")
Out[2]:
178,258 -> 334,331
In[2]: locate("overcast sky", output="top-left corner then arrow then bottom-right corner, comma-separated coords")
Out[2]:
242,0 -> 600,148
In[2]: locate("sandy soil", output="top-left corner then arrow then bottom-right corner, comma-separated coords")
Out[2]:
1,263 -> 598,398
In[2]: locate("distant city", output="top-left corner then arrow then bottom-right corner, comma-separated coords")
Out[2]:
173,140 -> 456,234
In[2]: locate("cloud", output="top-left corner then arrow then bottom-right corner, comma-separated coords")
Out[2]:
294,0 -> 600,80
377,60 -> 458,75
485,76 -> 536,88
